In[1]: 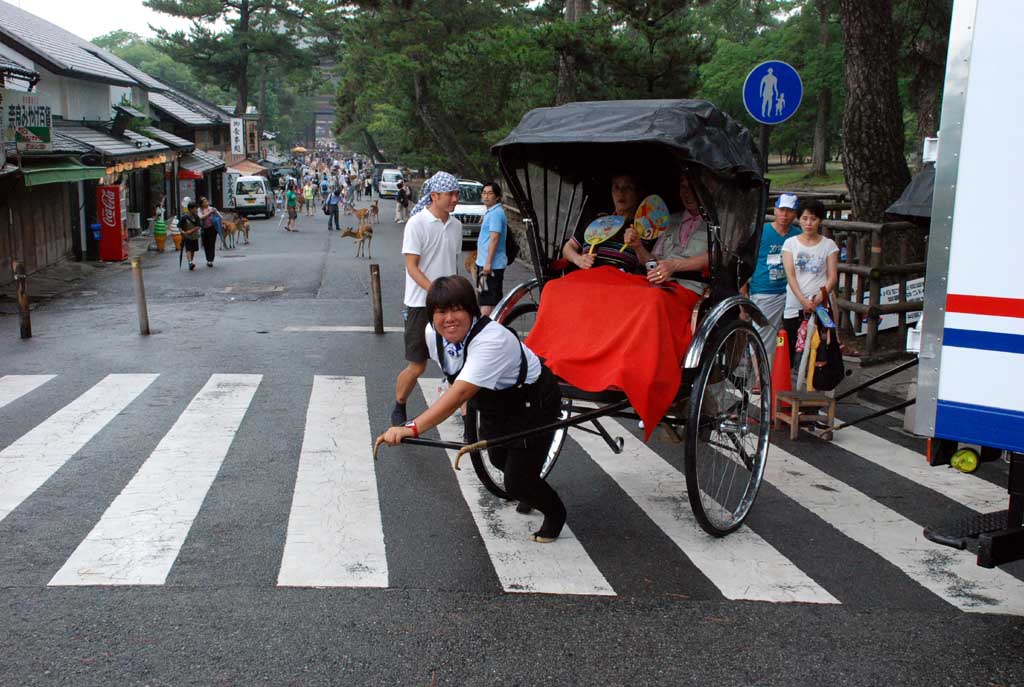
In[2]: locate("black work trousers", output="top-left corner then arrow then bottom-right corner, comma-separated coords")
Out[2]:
201,226 -> 217,264
476,368 -> 566,538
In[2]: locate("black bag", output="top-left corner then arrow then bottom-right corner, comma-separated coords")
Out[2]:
322,203 -> 330,216
505,227 -> 520,266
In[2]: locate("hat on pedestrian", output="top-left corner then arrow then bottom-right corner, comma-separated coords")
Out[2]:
775,193 -> 798,210
411,171 -> 460,216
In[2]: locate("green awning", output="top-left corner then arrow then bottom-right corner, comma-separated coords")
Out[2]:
21,159 -> 106,187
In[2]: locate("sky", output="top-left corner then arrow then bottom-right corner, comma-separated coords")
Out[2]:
11,0 -> 196,42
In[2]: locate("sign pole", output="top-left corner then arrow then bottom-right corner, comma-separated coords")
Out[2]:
759,124 -> 770,176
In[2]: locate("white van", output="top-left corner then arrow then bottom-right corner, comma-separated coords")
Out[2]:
378,168 -> 404,199
233,176 -> 275,218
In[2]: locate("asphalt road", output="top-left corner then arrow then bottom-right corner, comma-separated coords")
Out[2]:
1,196 -> 1022,686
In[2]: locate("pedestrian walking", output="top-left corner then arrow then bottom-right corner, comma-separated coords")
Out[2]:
390,171 -> 463,426
178,200 -> 201,271
285,183 -> 299,232
394,180 -> 410,224
475,182 -> 508,316
303,180 -> 315,216
325,187 -> 342,231
197,197 -> 221,267
742,193 -> 802,365
364,175 -> 373,199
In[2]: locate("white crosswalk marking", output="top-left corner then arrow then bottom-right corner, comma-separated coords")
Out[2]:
420,379 -> 614,596
571,417 -> 838,603
0,374 -> 55,410
50,374 -> 261,586
0,374 -> 157,525
765,444 -> 1024,615
278,376 -> 387,587
828,424 -> 1007,513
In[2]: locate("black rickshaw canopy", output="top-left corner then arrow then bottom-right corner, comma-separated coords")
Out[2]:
492,99 -> 764,184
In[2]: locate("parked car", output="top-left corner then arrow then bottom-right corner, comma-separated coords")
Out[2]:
372,161 -> 396,194
378,168 -> 404,199
233,176 -> 275,219
453,179 -> 485,250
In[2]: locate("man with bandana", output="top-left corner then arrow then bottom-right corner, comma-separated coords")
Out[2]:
391,172 -> 464,426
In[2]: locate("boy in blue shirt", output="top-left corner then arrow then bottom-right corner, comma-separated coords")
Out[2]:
475,182 -> 508,316
743,193 -> 801,366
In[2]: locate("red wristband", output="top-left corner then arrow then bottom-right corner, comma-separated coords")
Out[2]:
404,421 -> 419,438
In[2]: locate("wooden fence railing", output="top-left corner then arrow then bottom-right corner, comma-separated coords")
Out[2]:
767,214 -> 925,359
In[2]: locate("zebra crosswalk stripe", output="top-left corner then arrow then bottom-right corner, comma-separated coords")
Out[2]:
50,374 -> 262,586
420,379 -> 615,596
0,374 -> 157,526
278,375 -> 388,588
0,374 -> 55,410
827,424 -> 1007,513
765,443 -> 1024,616
570,417 -> 839,604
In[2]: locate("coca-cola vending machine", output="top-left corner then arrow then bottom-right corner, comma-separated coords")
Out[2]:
97,184 -> 128,261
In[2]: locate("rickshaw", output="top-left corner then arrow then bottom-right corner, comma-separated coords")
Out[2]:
383,100 -> 774,537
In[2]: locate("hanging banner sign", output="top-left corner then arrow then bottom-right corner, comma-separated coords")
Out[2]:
2,89 -> 53,152
231,117 -> 244,155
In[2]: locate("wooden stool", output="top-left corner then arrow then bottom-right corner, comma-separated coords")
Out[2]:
774,390 -> 836,440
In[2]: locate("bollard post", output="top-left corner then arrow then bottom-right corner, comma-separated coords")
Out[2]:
13,260 -> 31,339
369,263 -> 384,335
131,257 -> 151,336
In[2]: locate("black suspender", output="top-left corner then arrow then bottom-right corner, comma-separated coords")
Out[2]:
436,316 -> 528,388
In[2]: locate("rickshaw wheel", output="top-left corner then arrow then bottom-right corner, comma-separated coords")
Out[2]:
463,302 -> 569,499
685,319 -> 770,537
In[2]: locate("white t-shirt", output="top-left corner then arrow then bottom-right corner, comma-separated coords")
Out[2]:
782,235 -> 839,317
425,319 -> 542,390
402,209 -> 463,307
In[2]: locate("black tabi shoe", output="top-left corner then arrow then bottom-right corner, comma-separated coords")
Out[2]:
390,402 -> 407,427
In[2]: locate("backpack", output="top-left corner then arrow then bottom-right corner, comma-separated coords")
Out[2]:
504,225 -> 520,266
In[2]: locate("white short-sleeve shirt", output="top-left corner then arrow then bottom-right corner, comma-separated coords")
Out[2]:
425,319 -> 542,389
402,210 -> 463,307
781,235 -> 839,317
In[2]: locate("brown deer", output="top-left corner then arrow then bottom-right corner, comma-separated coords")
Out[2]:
341,223 -> 374,258
346,205 -> 371,223
369,200 -> 380,224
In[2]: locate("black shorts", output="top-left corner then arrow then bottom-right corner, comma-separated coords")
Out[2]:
404,306 -> 430,363
476,268 -> 505,306
288,207 -> 298,219
183,237 -> 199,252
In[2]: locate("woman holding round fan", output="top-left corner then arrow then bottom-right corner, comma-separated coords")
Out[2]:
624,173 -> 710,296
561,173 -> 644,272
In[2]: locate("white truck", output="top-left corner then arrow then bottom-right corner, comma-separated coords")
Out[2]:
916,0 -> 1023,567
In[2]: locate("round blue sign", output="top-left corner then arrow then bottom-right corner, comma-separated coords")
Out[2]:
743,60 -> 803,125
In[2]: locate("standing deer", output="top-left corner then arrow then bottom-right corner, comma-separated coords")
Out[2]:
341,223 -> 374,258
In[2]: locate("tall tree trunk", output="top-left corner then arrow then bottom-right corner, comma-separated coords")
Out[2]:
838,0 -> 910,221
412,73 -> 484,180
235,0 -> 251,116
362,129 -> 386,163
555,0 -> 589,105
809,0 -> 832,177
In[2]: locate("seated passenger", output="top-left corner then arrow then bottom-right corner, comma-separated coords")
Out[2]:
624,174 -> 710,296
562,174 -> 643,272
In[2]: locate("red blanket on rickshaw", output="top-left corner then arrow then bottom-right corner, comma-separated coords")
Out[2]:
524,267 -> 700,440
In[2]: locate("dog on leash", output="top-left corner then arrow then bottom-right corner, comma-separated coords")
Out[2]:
369,200 -> 379,224
341,223 -> 374,258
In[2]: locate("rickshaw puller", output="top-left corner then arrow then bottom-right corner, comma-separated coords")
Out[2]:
377,276 -> 567,543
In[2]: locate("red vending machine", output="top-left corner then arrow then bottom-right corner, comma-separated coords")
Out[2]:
97,184 -> 128,261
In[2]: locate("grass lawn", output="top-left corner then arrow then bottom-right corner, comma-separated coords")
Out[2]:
766,162 -> 847,191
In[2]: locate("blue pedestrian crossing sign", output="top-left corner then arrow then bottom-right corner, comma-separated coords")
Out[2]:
743,60 -> 803,125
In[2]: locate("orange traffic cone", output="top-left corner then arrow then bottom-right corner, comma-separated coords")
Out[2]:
771,329 -> 792,419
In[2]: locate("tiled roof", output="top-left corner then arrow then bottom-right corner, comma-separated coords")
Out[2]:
3,129 -> 92,157
114,104 -> 149,120
180,149 -> 225,174
149,90 -> 227,127
142,127 -> 195,151
88,49 -> 166,92
0,0 -> 140,87
55,123 -> 167,160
